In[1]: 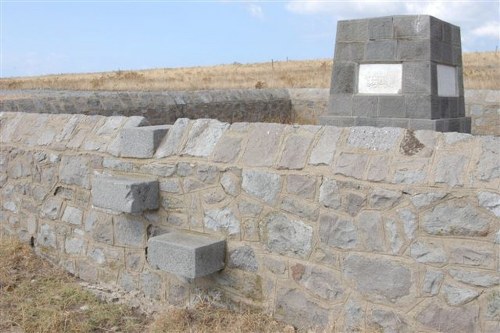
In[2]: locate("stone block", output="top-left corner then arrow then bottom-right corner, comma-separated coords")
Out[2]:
364,40 -> 397,61
353,96 -> 378,117
278,133 -> 313,170
405,95 -> 437,119
397,40 -> 431,61
403,62 -> 432,94
334,42 -> 365,62
241,123 -> 284,167
182,119 -> 229,157
327,94 -> 353,116
394,15 -> 430,39
119,125 -> 169,158
378,96 -> 406,118
308,126 -> 342,166
347,126 -> 402,151
147,231 -> 225,278
330,62 -> 356,94
336,19 -> 369,42
318,115 -> 357,127
369,16 -> 393,40
242,169 -> 281,204
155,118 -> 189,158
91,174 -> 159,213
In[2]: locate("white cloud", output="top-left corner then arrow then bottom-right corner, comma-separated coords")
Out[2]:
285,0 -> 500,51
472,21 -> 500,38
247,3 -> 264,20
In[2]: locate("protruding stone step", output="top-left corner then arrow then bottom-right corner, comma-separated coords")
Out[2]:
147,231 -> 225,278
91,174 -> 159,213
120,125 -> 170,158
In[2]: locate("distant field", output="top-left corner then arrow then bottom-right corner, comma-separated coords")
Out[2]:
1,52 -> 498,91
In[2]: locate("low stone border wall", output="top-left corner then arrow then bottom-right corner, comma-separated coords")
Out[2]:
1,88 -> 497,135
1,111 -> 499,332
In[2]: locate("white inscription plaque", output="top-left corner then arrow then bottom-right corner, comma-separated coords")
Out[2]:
358,64 -> 402,94
437,64 -> 458,97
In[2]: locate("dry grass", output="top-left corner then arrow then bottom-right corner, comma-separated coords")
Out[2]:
0,237 -> 293,333
1,52 -> 497,92
0,237 -> 148,333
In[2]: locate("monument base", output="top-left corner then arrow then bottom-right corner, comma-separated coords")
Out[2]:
319,115 -> 471,133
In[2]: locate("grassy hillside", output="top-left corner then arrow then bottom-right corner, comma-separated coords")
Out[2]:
1,52 -> 498,91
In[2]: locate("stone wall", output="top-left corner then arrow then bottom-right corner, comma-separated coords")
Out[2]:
465,90 -> 500,136
1,111 -> 499,332
1,88 -> 497,135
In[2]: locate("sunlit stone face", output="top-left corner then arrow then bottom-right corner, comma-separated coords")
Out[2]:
358,64 -> 402,94
437,64 -> 458,97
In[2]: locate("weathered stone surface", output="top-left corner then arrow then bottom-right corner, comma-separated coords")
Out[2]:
211,136 -> 242,163
37,223 -> 56,249
261,212 -> 313,258
182,178 -> 205,193
220,171 -> 240,196
443,284 -> 480,306
358,211 -> 385,251
290,263 -> 345,302
368,309 -> 409,333
347,127 -> 402,151
155,118 -> 189,158
309,126 -> 342,166
140,271 -> 163,300
477,191 -> 500,217
421,201 -> 490,237
434,154 -> 468,187
286,174 -> 316,199
366,155 -> 390,181
344,192 -> 366,217
120,125 -> 169,158
343,254 -> 411,303
85,210 -> 113,245
399,209 -> 417,241
319,178 -> 341,209
182,119 -> 229,157
196,164 -> 219,184
410,191 -> 447,208
238,199 -> 262,217
319,213 -> 357,249
369,188 -> 401,209
449,241 -> 495,269
91,174 -> 159,213
385,218 -> 404,255
474,137 -> 500,182
417,301 -> 479,333
59,155 -> 89,188
241,123 -> 284,167
278,134 -> 313,170
264,257 -> 287,275
103,157 -> 135,172
280,196 -> 319,221
422,270 -> 444,295
410,240 -> 448,264
147,231 -> 225,278
241,170 -> 281,204
227,245 -> 258,272
275,286 -> 330,330
139,162 -> 176,177
61,206 -> 83,226
113,215 -> 145,248
40,197 -> 63,220
449,269 -> 499,287
204,207 -> 240,236
334,153 -> 368,179
485,290 -> 500,321
65,231 -> 85,255
344,298 -> 365,332
159,179 -> 181,193
214,269 -> 262,300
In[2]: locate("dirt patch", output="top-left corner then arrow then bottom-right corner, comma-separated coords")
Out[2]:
400,130 -> 425,156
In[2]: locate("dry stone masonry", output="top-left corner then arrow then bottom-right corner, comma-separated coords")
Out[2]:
1,111 -> 498,332
323,15 -> 472,132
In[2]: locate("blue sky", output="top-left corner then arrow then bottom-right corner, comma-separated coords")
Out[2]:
1,1 -> 499,78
